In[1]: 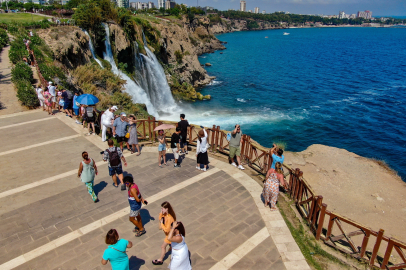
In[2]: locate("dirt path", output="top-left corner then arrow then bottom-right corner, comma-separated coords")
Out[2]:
0,45 -> 28,115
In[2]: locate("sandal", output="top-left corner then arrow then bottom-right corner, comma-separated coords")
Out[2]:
164,163 -> 169,166
270,208 -> 278,212
135,229 -> 146,237
132,227 -> 139,233
152,260 -> 163,265
159,164 -> 162,168
136,153 -> 140,156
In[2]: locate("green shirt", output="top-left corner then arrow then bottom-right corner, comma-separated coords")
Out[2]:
230,131 -> 242,148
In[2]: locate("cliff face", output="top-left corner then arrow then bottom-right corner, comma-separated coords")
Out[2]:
150,18 -> 225,87
37,26 -> 92,70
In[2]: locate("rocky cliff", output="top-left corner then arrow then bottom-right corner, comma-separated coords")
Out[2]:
209,18 -> 285,34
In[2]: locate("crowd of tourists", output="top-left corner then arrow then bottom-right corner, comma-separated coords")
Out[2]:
74,109 -> 286,269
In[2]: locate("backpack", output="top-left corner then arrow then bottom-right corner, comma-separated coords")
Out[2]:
66,90 -> 73,99
86,107 -> 94,118
106,147 -> 121,167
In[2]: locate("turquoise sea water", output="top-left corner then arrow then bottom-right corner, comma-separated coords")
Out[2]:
190,27 -> 406,180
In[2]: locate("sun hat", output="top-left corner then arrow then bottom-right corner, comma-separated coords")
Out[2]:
111,106 -> 118,110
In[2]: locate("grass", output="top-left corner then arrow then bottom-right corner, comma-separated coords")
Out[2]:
277,195 -> 350,270
0,13 -> 47,23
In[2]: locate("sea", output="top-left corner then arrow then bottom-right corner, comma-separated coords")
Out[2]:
185,27 -> 406,181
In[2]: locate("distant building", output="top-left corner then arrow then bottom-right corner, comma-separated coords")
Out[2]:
116,0 -> 129,8
158,0 -> 165,9
357,10 -> 372,19
262,10 -> 266,14
338,11 -> 345,19
130,2 -> 136,8
254,7 -> 259,14
134,2 -> 148,9
349,14 -> 357,19
148,1 -> 155,8
240,0 -> 246,12
32,0 -> 46,4
165,0 -> 176,9
248,10 -> 252,13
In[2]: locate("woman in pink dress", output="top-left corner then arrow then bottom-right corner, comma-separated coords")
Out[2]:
262,162 -> 286,211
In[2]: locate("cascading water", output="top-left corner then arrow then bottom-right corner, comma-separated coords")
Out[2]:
134,33 -> 178,115
83,30 -> 103,68
102,23 -> 158,117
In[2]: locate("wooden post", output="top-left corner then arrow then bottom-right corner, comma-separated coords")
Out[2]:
215,126 -> 220,152
152,117 -> 156,142
315,203 -> 327,240
142,120 -> 146,139
189,126 -> 193,144
380,239 -> 394,269
325,214 -> 336,241
359,229 -> 370,258
219,126 -> 223,150
370,229 -> 385,267
147,117 -> 151,141
312,196 -> 323,227
211,125 -> 216,152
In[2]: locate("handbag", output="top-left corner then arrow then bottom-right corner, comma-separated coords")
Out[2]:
125,126 -> 132,139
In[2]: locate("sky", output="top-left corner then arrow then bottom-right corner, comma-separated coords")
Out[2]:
172,0 -> 406,16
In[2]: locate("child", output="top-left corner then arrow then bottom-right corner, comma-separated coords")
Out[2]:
157,130 -> 167,167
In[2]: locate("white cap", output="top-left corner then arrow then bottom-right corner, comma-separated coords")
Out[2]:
49,81 -> 53,85
120,112 -> 127,116
111,106 -> 118,110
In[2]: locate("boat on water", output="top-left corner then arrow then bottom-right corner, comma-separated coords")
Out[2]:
283,32 -> 290,35
265,36 -> 268,38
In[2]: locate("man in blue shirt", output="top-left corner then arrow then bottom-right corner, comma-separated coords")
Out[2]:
270,143 -> 285,169
113,112 -> 129,152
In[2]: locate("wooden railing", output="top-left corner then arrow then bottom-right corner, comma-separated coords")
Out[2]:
134,117 -> 406,269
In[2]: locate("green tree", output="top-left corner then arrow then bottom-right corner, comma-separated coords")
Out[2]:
72,2 -> 102,30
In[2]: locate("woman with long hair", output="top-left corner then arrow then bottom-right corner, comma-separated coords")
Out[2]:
196,128 -> 209,171
127,115 -> 140,155
123,175 -> 147,237
101,229 -> 132,270
167,221 -> 192,270
262,162 -> 285,211
152,201 -> 176,265
77,151 -> 99,203
157,130 -> 168,167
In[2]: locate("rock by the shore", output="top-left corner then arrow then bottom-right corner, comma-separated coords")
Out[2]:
285,144 -> 406,252
205,63 -> 212,66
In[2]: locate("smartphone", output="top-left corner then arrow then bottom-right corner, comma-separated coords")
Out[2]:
100,151 -> 105,155
161,217 -> 165,223
143,200 -> 148,205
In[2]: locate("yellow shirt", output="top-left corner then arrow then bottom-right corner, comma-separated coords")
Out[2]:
159,213 -> 175,244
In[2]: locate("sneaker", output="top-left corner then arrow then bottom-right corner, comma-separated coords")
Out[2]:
196,166 -> 201,170
94,198 -> 99,203
238,165 -> 245,170
231,162 -> 237,167
174,164 -> 181,168
185,151 -> 188,154
121,184 -> 126,191
92,133 -> 96,136
75,120 -> 81,124
202,168 -> 207,172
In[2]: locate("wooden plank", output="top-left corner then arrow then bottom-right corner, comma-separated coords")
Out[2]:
316,203 -> 327,240
387,263 -> 406,270
326,214 -> 336,240
330,230 -> 364,242
334,218 -> 358,253
359,229 -> 370,258
393,245 -> 406,266
370,229 -> 385,267
381,239 -> 394,269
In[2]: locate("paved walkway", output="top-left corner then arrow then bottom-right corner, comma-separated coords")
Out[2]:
0,110 -> 309,270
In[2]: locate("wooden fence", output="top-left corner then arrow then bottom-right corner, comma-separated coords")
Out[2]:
134,117 -> 406,269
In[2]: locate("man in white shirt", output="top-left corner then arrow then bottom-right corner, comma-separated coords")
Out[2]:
101,106 -> 118,142
48,81 -> 56,109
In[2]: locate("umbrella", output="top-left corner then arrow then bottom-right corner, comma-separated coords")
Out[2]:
154,124 -> 176,131
76,94 -> 99,105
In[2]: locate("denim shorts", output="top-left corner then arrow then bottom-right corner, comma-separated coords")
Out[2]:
158,144 -> 166,152
73,108 -> 79,115
109,165 -> 123,176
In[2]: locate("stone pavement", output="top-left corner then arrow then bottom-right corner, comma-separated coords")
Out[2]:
0,110 -> 309,270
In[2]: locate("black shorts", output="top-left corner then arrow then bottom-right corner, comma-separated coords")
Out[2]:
116,136 -> 127,143
180,133 -> 187,144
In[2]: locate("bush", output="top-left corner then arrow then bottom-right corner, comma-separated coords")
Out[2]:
9,38 -> 29,64
38,63 -> 66,82
0,28 -> 9,50
11,62 -> 33,83
16,80 -> 38,108
174,50 -> 183,64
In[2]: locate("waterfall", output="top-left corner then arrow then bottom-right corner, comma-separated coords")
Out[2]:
83,30 -> 103,68
102,23 -> 158,117
134,33 -> 178,115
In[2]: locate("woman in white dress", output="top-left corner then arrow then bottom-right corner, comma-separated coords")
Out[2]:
167,221 -> 191,270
